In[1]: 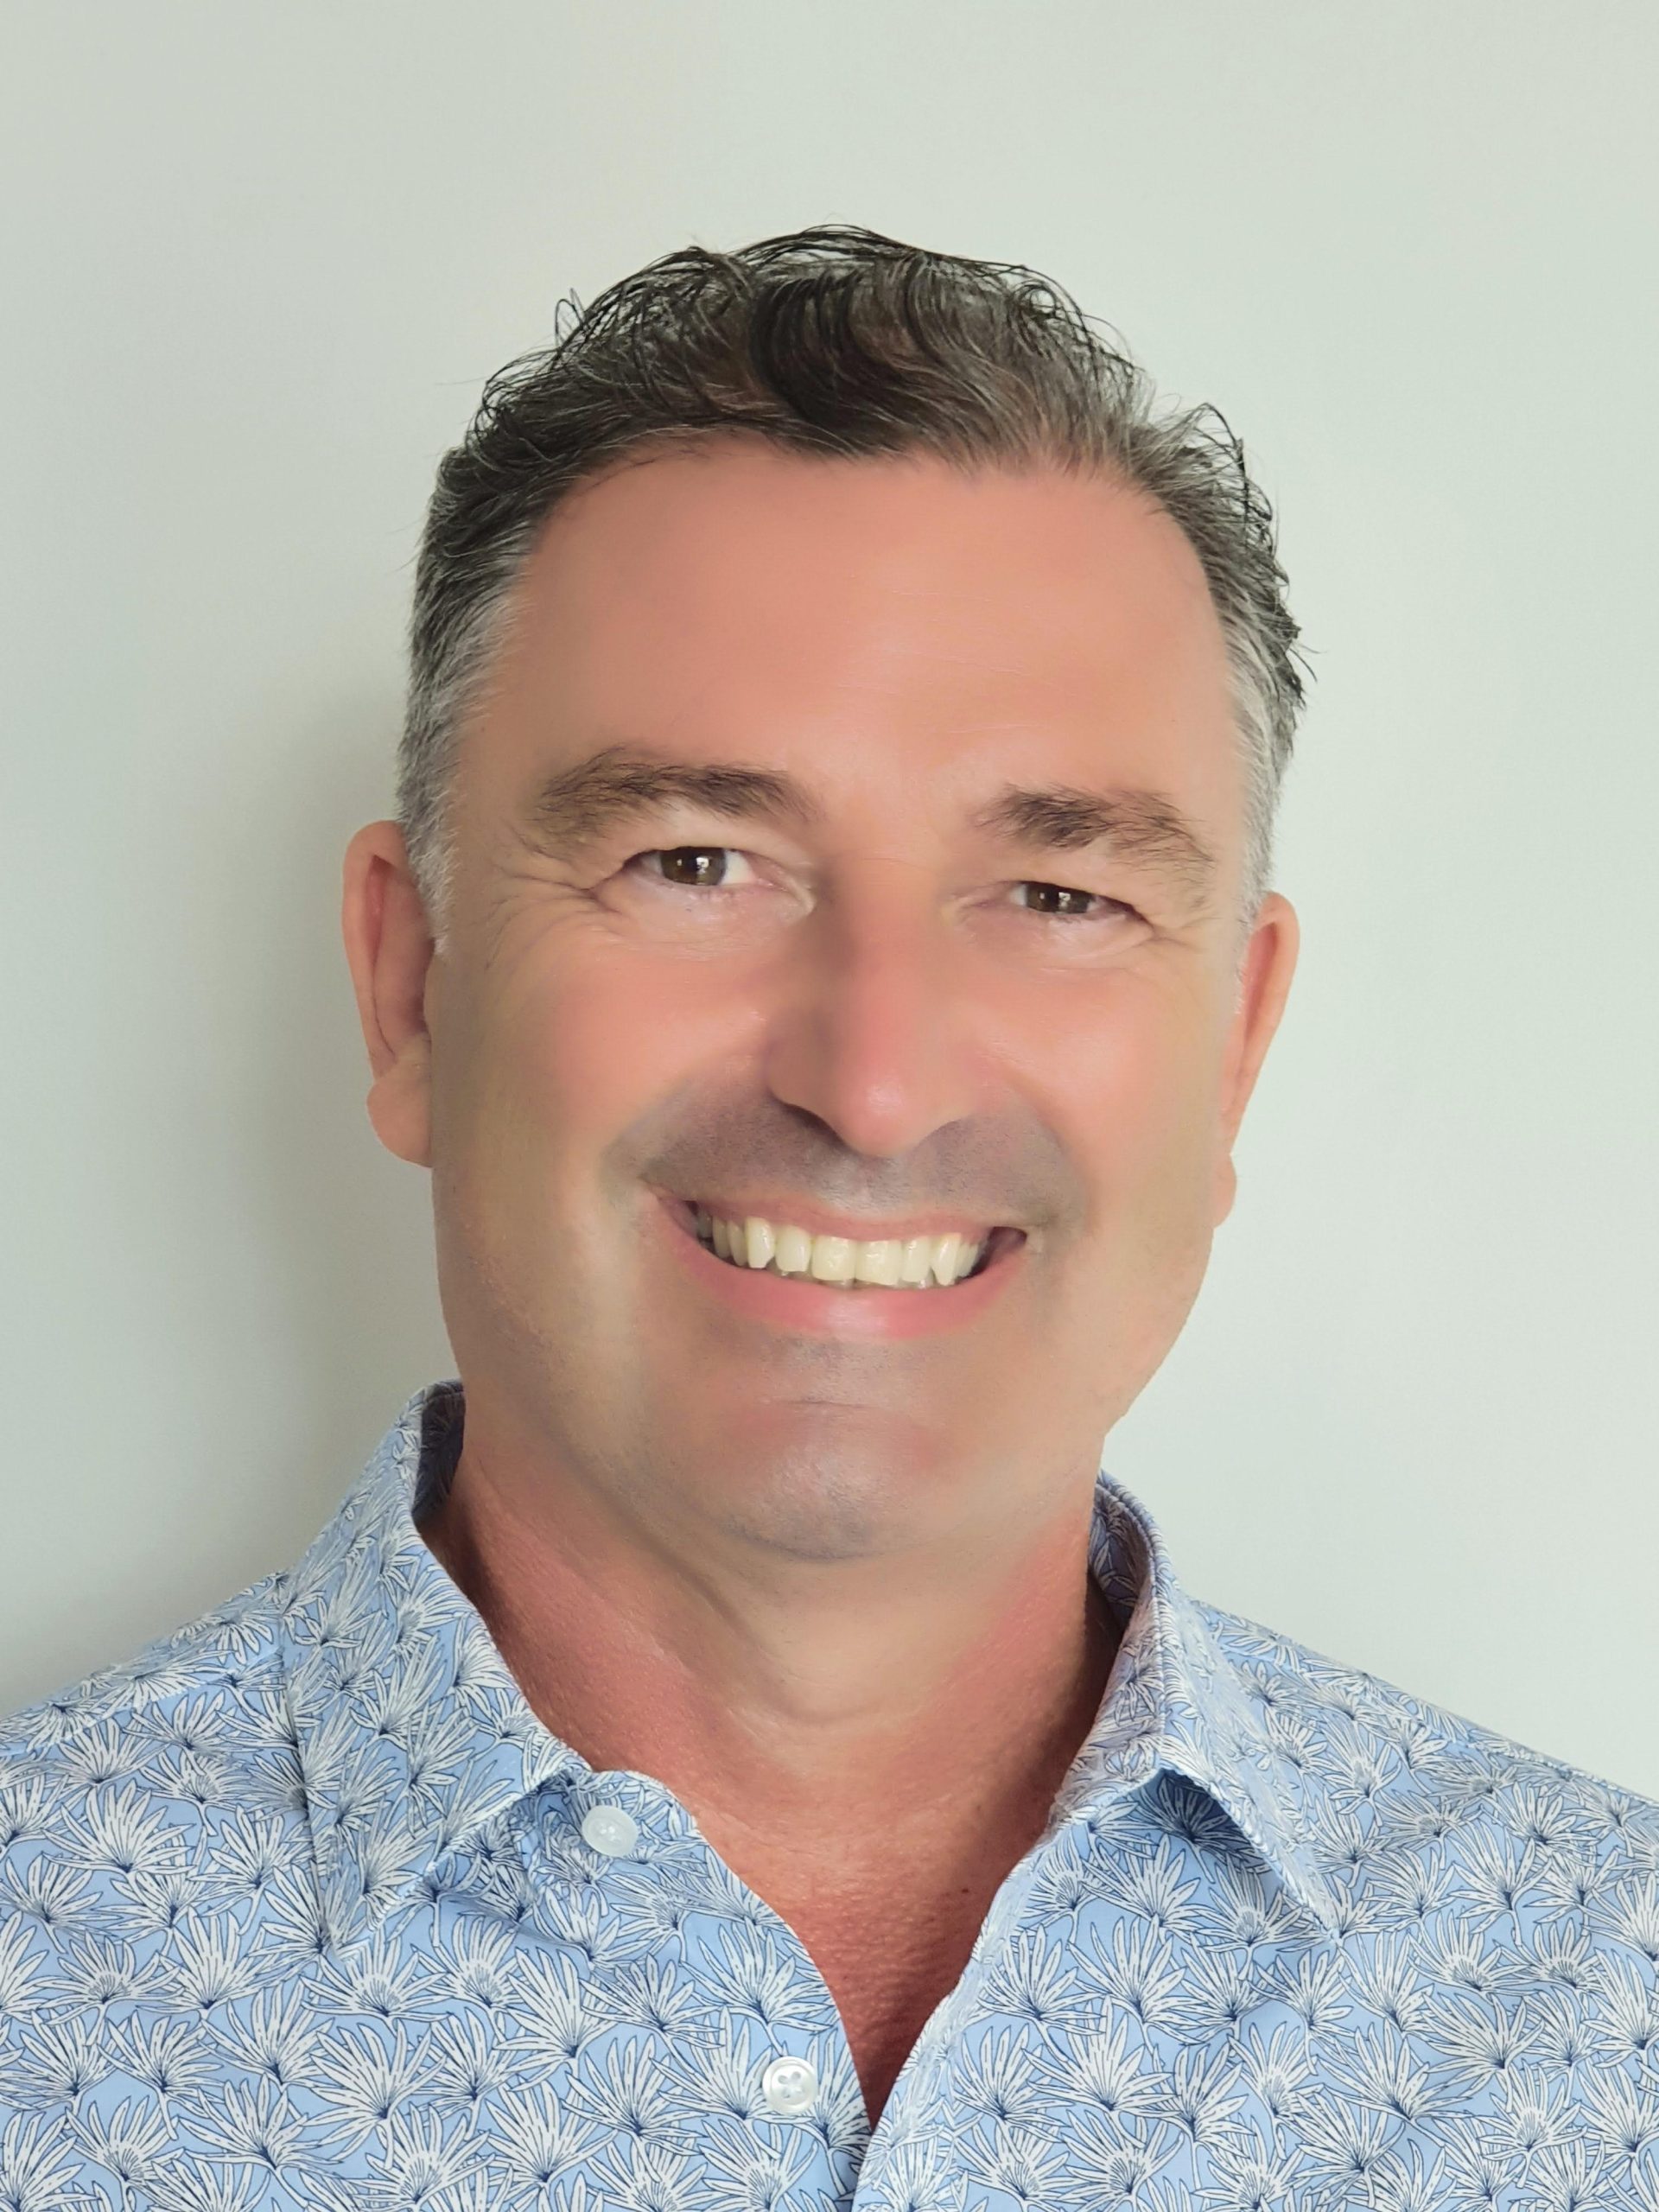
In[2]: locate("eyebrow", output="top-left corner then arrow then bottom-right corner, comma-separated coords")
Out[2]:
520,743 -> 1217,897
968,780 -> 1217,898
521,745 -> 822,849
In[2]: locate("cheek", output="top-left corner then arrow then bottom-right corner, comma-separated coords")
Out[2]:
1044,975 -> 1226,1241
1038,986 -> 1227,1415
532,971 -> 677,1146
436,941 -> 722,1204
429,947 -> 723,1363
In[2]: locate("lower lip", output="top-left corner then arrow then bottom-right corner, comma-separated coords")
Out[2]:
655,1198 -> 1026,1340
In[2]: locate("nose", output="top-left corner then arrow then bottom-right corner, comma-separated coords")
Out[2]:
761,861 -> 978,1159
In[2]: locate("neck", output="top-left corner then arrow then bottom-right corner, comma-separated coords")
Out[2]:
417,1419 -> 1119,1880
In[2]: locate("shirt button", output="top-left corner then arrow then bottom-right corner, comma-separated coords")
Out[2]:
580,1804 -> 639,1856
761,2054 -> 817,2114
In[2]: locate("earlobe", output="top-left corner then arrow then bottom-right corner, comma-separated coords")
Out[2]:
341,821 -> 438,1169
1212,1152 -> 1238,1228
365,1053 -> 434,1169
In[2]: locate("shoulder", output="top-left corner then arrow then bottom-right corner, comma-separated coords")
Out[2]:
0,1567 -> 307,1922
1198,1592 -> 1659,1867
0,1573 -> 338,2154
1,1566 -> 296,1764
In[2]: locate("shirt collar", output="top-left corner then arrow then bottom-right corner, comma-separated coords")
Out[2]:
1056,1476 -> 1337,1935
279,1378 -> 1334,1951
276,1381 -> 583,1951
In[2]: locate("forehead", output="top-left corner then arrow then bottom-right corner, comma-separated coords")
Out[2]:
474,440 -> 1240,835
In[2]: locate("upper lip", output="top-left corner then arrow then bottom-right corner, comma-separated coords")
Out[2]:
659,1191 -> 1013,1244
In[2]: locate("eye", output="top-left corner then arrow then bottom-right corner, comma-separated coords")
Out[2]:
627,845 -> 760,889
1014,880 -> 1136,922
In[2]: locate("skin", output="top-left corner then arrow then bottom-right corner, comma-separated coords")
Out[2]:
341,440 -> 1299,2121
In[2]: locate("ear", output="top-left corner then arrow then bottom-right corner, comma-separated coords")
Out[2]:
1212,892 -> 1300,1226
340,820 -> 437,1168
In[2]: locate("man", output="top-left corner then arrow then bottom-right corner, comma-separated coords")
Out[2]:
2,226 -> 1653,2210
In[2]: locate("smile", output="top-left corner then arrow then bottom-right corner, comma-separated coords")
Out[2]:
692,1205 -> 1018,1289
655,1195 -> 1028,1338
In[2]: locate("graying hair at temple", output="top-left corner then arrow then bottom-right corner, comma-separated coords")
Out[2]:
396,224 -> 1309,959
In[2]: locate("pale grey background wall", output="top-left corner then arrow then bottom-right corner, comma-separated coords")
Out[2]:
3,2 -> 1655,1789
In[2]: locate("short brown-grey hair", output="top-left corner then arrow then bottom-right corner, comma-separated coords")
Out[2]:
397,224 -> 1307,955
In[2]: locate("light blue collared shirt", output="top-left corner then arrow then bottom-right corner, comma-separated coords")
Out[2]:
2,1376 -> 1655,2209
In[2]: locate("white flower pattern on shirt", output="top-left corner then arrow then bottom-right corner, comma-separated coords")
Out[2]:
2,1377 -> 1656,2209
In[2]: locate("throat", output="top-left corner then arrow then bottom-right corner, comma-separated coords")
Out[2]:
748,1842 -> 1027,2129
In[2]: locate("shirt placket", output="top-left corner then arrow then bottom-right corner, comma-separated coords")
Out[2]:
525,1770 -> 865,2207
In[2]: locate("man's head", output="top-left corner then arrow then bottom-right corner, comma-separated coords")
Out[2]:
397,227 -> 1303,963
343,226 -> 1306,1576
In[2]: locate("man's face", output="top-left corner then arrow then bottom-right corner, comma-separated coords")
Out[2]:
349,442 -> 1297,1571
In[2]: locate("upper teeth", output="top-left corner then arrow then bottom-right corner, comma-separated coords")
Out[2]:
697,1209 -> 987,1287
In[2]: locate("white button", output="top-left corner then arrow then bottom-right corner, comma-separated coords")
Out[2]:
761,2054 -> 817,2114
580,1804 -> 639,1856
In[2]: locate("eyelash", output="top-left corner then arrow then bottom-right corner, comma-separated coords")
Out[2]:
624,847 -> 1140,925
